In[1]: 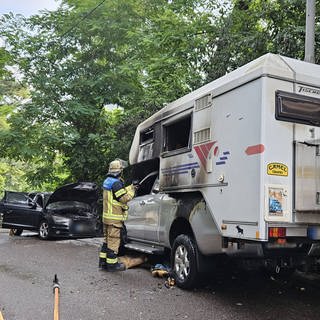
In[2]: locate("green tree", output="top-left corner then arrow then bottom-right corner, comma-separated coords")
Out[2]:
1,0 -> 319,191
0,0 -> 223,187
205,0 -> 320,80
0,44 -> 31,193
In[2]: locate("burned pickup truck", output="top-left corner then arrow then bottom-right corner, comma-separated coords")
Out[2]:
0,182 -> 102,239
125,53 -> 320,289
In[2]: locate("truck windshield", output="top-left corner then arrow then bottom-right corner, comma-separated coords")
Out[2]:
276,90 -> 320,126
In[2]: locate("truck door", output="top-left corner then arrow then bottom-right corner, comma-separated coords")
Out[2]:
133,192 -> 161,242
295,140 -> 320,220
126,172 -> 160,242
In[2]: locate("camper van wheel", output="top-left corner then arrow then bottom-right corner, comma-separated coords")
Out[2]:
171,234 -> 199,289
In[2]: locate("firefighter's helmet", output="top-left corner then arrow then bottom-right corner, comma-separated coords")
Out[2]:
108,159 -> 128,174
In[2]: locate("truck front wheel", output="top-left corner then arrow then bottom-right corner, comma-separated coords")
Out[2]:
171,234 -> 199,289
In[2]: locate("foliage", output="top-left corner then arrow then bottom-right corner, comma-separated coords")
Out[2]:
0,0 -> 319,190
0,0 -> 222,188
0,160 -> 32,195
205,0 -> 320,80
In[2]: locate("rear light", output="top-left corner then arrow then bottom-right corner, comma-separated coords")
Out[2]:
268,227 -> 286,238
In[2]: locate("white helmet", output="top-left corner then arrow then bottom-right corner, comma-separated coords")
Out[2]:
108,159 -> 128,174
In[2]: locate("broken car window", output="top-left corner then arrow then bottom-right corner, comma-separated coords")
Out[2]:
136,172 -> 158,197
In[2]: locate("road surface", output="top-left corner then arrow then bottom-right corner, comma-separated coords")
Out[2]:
1,229 -> 320,320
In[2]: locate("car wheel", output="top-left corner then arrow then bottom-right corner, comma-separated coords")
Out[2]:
39,220 -> 50,240
171,234 -> 199,289
10,228 -> 23,236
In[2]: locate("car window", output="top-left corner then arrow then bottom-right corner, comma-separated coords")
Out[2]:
35,196 -> 44,208
136,172 -> 158,197
6,192 -> 28,204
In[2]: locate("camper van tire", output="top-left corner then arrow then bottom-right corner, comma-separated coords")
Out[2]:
171,234 -> 199,289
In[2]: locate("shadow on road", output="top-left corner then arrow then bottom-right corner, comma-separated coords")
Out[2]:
193,264 -> 320,319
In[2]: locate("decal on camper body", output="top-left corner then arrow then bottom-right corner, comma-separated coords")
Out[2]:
245,144 -> 265,155
194,141 -> 231,167
194,141 -> 218,167
161,162 -> 200,176
216,151 -> 230,165
267,163 -> 288,176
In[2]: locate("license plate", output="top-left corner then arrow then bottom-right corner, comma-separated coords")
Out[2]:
74,223 -> 92,233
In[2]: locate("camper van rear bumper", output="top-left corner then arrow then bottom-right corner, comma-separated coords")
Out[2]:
221,237 -> 320,258
267,223 -> 320,240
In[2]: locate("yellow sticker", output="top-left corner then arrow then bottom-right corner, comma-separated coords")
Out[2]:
267,163 -> 288,176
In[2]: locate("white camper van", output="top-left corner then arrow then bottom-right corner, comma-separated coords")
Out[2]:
125,53 -> 320,288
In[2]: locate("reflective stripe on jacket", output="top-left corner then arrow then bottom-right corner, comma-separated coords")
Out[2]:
102,176 -> 135,223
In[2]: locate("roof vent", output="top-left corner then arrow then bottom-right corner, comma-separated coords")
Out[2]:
195,94 -> 212,112
194,127 -> 211,145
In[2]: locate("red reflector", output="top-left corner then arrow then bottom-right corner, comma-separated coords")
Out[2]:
268,227 -> 286,238
276,238 -> 287,245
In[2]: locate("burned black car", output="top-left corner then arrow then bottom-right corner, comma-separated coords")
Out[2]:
0,182 -> 102,239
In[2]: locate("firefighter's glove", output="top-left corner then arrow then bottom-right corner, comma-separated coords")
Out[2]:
125,184 -> 136,196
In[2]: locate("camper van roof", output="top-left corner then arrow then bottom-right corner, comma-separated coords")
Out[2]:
140,53 -> 320,129
129,53 -> 320,164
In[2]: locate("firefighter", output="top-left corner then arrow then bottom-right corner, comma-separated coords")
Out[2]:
99,159 -> 135,271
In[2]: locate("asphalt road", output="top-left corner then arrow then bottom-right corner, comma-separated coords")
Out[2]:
1,229 -> 320,320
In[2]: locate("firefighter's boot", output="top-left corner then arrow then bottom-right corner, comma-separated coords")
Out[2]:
99,243 -> 107,269
106,250 -> 126,272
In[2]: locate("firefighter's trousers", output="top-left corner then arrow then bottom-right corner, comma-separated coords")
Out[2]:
104,222 -> 123,254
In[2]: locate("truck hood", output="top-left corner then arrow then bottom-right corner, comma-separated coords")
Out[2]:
45,182 -> 99,207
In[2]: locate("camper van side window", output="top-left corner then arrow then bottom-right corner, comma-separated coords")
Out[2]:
163,115 -> 191,154
140,128 -> 154,145
276,91 -> 320,127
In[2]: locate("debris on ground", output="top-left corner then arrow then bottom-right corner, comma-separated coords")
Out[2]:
164,276 -> 175,288
151,264 -> 175,288
151,264 -> 170,277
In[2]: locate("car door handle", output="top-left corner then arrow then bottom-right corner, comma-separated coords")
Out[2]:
7,210 -> 13,214
139,201 -> 146,206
